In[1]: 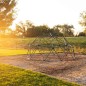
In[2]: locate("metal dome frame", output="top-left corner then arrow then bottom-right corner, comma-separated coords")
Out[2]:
27,33 -> 75,61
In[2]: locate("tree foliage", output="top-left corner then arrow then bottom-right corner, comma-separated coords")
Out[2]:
79,11 -> 86,36
15,21 -> 75,37
79,11 -> 86,27
16,20 -> 34,37
52,25 -> 63,36
0,0 -> 16,31
78,32 -> 86,36
53,24 -> 74,37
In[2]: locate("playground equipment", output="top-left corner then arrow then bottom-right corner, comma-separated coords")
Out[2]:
27,33 -> 75,61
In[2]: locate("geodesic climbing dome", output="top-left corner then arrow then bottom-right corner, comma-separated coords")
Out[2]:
27,36 -> 75,61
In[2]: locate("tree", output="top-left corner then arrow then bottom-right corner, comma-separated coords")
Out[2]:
57,24 -> 74,37
35,25 -> 50,37
79,11 -> 86,27
0,0 -> 16,31
79,11 -> 86,35
78,32 -> 85,36
16,20 -> 34,37
52,25 -> 63,36
27,25 -> 50,37
83,29 -> 86,35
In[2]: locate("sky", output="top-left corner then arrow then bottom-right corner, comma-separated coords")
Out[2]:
13,0 -> 86,34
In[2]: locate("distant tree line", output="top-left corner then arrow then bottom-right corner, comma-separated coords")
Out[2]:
14,21 -> 74,37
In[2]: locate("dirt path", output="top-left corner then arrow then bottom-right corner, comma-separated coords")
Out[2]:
0,54 -> 86,86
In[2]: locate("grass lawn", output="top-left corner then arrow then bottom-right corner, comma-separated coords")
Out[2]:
0,37 -> 86,55
0,49 -> 50,56
0,37 -> 83,86
0,49 -> 27,56
0,64 -> 80,86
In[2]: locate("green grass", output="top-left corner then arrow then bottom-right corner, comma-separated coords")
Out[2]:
66,37 -> 86,54
0,49 -> 27,56
0,37 -> 86,48
0,37 -> 86,55
0,37 -> 84,85
66,37 -> 86,48
0,64 -> 80,86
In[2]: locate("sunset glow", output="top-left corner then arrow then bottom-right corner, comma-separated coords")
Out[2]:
13,0 -> 86,34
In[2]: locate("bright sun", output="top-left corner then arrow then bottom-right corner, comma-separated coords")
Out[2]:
12,0 -> 86,34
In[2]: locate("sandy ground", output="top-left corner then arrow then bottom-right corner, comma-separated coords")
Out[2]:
0,54 -> 86,86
